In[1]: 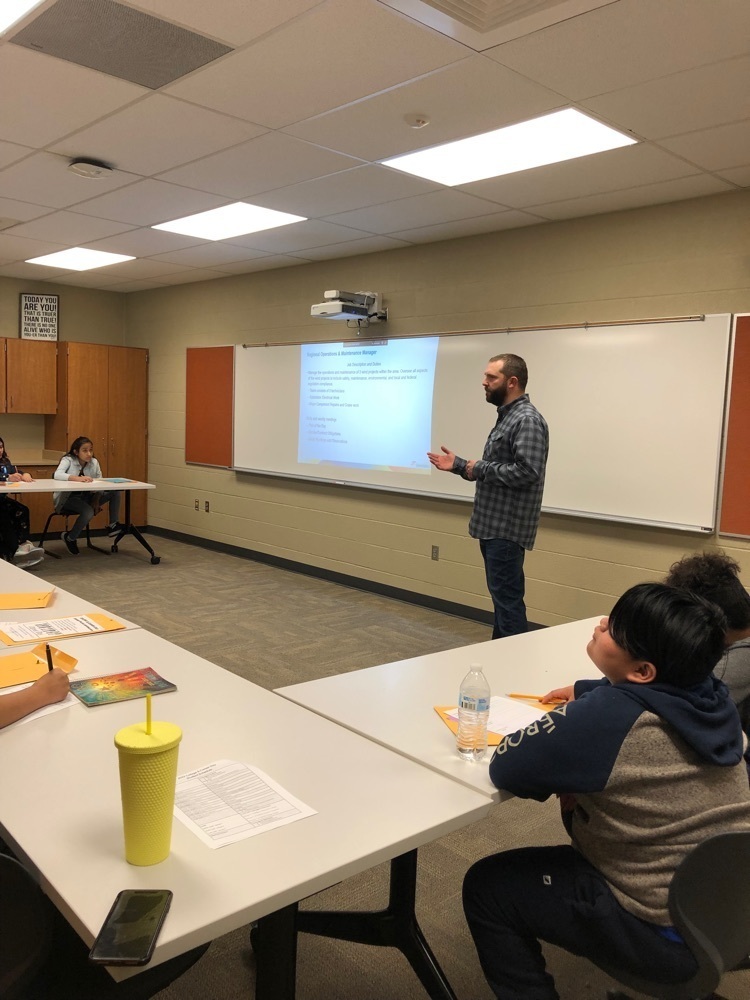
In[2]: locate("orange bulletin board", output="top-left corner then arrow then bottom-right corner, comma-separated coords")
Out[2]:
720,316 -> 750,537
185,347 -> 233,467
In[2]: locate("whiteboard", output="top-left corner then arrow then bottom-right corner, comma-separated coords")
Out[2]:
233,315 -> 731,532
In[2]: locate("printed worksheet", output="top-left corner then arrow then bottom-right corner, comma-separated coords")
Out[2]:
0,615 -> 116,644
174,759 -> 317,849
446,695 -> 546,736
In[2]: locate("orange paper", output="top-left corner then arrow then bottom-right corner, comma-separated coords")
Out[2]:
0,643 -> 77,688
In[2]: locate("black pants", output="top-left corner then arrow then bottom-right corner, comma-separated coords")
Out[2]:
0,497 -> 30,547
463,846 -> 698,1000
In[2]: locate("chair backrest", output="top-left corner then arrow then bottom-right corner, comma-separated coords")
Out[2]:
667,829 -> 750,996
0,852 -> 53,1000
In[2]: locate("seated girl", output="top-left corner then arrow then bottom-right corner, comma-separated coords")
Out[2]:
53,437 -> 122,556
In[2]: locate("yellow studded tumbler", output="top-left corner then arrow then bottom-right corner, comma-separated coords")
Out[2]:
115,701 -> 182,866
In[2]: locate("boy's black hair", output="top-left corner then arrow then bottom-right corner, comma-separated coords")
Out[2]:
665,551 -> 750,632
0,437 -> 9,464
67,436 -> 93,458
608,582 -> 727,687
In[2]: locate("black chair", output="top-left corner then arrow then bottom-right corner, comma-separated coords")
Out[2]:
601,831 -> 750,1000
38,510 -> 95,559
0,852 -> 209,1000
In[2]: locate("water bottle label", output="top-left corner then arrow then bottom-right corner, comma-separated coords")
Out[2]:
459,695 -> 490,712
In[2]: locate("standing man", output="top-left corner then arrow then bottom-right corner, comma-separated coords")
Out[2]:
428,354 -> 548,638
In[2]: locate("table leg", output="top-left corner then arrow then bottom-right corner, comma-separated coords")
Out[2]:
254,903 -> 299,1000
110,492 -> 161,564
296,850 -> 457,1000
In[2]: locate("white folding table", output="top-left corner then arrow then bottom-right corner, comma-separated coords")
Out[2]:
2,478 -> 159,563
0,627 -> 490,1000
277,618 -> 603,802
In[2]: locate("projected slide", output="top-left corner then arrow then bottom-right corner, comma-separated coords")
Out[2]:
298,337 -> 439,471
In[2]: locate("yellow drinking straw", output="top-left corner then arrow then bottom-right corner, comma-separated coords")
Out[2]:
145,692 -> 152,735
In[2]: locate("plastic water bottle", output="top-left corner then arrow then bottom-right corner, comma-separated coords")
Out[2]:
456,663 -> 490,761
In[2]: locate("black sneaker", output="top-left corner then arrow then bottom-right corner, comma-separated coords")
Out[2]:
62,531 -> 79,555
107,522 -> 124,537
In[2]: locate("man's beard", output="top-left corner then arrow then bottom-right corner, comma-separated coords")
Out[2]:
486,384 -> 507,406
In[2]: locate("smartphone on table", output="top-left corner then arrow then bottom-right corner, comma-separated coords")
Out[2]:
89,889 -> 173,966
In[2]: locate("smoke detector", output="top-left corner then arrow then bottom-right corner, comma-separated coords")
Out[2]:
68,158 -> 113,179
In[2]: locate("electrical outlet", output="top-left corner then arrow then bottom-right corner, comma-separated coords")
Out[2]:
431,545 -> 439,561
204,500 -> 210,513
194,499 -> 199,510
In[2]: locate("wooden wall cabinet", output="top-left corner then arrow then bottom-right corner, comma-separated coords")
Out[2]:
45,342 -> 149,526
1,339 -> 57,413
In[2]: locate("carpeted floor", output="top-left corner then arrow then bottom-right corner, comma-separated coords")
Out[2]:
32,534 -> 749,1000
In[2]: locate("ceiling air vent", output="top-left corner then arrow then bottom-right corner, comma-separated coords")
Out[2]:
11,0 -> 232,90
378,0 -> 617,48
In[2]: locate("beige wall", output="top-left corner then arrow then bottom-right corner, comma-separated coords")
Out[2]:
114,190 -> 750,621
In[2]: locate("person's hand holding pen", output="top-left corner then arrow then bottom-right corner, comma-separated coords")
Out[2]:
69,475 -> 94,483
539,685 -> 575,704
32,668 -> 70,707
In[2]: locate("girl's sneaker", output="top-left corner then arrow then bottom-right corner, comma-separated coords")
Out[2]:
61,531 -> 79,555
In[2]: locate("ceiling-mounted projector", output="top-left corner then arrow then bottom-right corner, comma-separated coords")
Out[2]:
311,290 -> 387,324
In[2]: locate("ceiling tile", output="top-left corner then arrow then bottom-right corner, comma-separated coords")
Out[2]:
79,257 -> 191,280
323,189 -> 518,233
53,268 -> 140,288
6,210 -> 136,244
214,255 -> 306,274
158,132 -> 362,198
0,151 -> 141,209
289,235 -> 412,260
99,278 -> 171,292
72,179 -> 229,226
129,0 -> 325,46
526,174 -> 736,221
138,267 -> 230,284
0,262 -> 67,280
0,232 -> 69,262
49,95 -> 266,177
0,45 -> 146,147
164,0 -> 466,129
656,121 -> 750,173
251,165 -> 440,218
149,244 -> 271,267
388,209 -> 545,242
582,56 -> 750,140
83,227 -> 206,256
225,220 -> 372,253
0,140 -> 33,170
285,55 -> 565,160
456,143 -> 706,209
0,197 -> 51,224
486,0 -> 750,100
716,165 -> 750,187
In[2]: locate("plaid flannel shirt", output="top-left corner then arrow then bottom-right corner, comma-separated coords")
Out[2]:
451,394 -> 548,549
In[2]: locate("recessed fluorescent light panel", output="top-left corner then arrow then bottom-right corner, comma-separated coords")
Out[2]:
0,1 -> 46,35
383,109 -> 637,186
26,248 -> 135,271
152,203 -> 307,240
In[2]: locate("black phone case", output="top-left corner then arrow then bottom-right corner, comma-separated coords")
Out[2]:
88,889 -> 172,966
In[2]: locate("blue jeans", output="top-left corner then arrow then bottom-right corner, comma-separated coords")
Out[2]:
479,537 -> 527,639
62,491 -> 121,540
463,846 -> 697,1000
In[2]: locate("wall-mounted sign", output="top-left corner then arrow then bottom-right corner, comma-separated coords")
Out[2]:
20,293 -> 59,341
